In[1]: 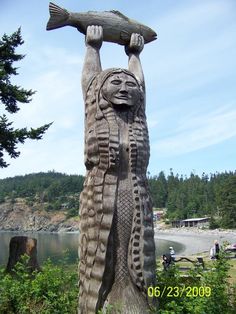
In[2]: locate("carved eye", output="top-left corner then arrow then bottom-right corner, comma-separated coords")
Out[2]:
126,81 -> 136,87
111,79 -> 122,85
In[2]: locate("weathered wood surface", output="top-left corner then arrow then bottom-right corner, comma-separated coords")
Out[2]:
47,11 -> 157,312
6,236 -> 40,273
46,2 -> 157,45
175,256 -> 205,271
77,29 -> 156,313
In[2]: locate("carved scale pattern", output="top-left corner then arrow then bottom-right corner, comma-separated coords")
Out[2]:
79,69 -> 156,314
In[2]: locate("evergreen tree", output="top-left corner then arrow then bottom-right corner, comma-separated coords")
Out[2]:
218,175 -> 236,228
166,169 -> 180,217
0,28 -> 52,168
0,170 -> 235,228
149,171 -> 168,208
157,171 -> 168,207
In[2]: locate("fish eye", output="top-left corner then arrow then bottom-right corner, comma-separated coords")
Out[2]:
111,79 -> 122,85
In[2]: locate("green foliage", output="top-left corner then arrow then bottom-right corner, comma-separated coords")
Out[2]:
151,254 -> 236,314
149,170 -> 236,228
0,170 -> 235,227
0,171 -> 83,217
209,216 -> 220,230
66,207 -> 79,219
0,192 -> 5,203
98,303 -> 123,314
0,255 -> 78,314
0,171 -> 84,199
217,175 -> 236,228
149,171 -> 167,208
0,254 -> 235,313
0,28 -> 52,168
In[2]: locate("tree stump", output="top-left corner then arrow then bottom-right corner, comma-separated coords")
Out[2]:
6,236 -> 40,273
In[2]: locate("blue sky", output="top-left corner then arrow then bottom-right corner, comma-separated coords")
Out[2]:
0,0 -> 236,179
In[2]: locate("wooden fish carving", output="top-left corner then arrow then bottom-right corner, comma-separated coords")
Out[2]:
46,2 -> 157,45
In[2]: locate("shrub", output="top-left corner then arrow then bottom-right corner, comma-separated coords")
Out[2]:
0,254 -> 235,313
0,255 -> 78,314
209,216 -> 220,229
151,252 -> 236,314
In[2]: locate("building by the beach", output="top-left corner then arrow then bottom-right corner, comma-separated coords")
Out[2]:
171,217 -> 210,228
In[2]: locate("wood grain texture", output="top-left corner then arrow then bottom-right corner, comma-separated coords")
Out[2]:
79,69 -> 156,313
47,2 -> 157,45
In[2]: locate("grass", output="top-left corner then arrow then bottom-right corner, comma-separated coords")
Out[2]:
167,251 -> 236,285
1,253 -> 235,314
228,259 -> 236,284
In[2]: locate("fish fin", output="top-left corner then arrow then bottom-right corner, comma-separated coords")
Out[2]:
110,10 -> 130,21
46,2 -> 69,30
120,30 -> 130,42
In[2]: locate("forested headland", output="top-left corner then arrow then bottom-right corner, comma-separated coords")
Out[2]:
0,170 -> 235,229
149,169 -> 236,229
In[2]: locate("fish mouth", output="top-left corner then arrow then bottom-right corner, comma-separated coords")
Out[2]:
144,32 -> 157,44
151,31 -> 157,41
148,29 -> 158,42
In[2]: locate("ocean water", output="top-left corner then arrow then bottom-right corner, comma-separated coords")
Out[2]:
0,231 -> 184,266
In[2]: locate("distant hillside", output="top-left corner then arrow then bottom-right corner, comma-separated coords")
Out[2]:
0,171 -> 84,219
0,170 -> 235,230
148,170 -> 236,229
0,171 -> 84,199
0,198 -> 80,232
0,172 -> 84,231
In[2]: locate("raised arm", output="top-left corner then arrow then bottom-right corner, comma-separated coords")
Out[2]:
81,25 -> 103,99
125,33 -> 145,90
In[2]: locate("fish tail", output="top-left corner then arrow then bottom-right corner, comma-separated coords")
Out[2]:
46,2 -> 69,30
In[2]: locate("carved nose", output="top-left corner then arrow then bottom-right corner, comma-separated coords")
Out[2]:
120,83 -> 128,93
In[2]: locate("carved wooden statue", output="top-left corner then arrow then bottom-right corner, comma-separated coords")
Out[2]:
47,3 -> 156,313
78,26 -> 156,313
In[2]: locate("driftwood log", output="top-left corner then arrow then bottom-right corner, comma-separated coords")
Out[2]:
6,236 -> 40,273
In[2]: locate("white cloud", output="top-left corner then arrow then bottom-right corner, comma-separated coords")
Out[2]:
145,0 -> 236,94
145,0 -> 236,163
29,45 -> 84,70
1,0 -> 236,178
9,45 -> 85,131
157,0 -> 232,29
0,135 -> 85,179
153,104 -> 236,156
0,41 -> 86,178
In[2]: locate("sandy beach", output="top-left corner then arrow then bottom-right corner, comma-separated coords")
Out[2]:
154,226 -> 236,256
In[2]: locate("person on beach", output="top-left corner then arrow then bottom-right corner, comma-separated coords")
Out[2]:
169,246 -> 176,261
162,254 -> 173,270
210,240 -> 220,260
162,247 -> 175,270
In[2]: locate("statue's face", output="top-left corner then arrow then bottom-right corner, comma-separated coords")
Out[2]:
102,73 -> 140,107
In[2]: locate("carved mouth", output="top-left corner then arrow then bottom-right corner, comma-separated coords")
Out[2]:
115,95 -> 129,100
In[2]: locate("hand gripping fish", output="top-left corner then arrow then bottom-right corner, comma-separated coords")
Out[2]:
46,2 -> 157,45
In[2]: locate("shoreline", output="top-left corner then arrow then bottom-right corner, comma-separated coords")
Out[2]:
1,226 -> 236,236
0,228 -> 235,263
154,226 -> 236,237
154,226 -> 236,256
